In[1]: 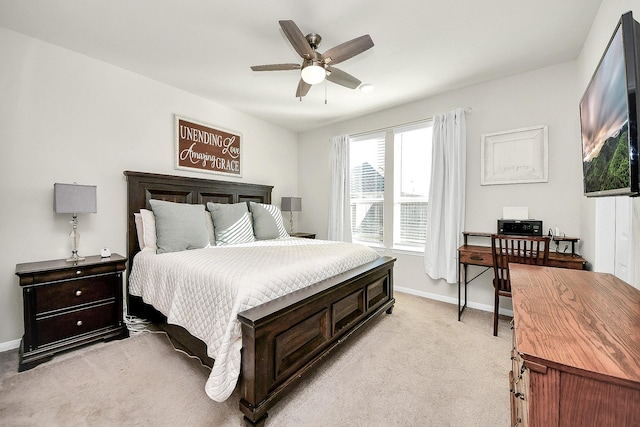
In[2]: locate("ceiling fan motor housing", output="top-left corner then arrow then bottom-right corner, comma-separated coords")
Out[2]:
305,33 -> 322,50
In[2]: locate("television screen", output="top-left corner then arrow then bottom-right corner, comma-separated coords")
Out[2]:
579,12 -> 639,197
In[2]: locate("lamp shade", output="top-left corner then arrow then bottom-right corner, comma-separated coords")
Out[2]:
301,64 -> 326,85
54,183 -> 97,214
281,197 -> 302,212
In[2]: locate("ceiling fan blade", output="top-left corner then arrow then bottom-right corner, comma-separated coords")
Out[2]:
296,79 -> 312,97
251,63 -> 301,71
322,35 -> 374,65
326,67 -> 361,89
279,20 -> 316,59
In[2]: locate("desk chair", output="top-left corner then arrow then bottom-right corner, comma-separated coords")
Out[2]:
491,234 -> 550,336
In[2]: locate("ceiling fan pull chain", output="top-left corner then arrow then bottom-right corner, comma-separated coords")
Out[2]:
325,81 -> 328,105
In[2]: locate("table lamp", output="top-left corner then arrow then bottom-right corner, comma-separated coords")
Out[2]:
54,183 -> 97,262
281,197 -> 302,234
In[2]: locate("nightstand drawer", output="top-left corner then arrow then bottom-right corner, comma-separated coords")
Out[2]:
290,232 -> 316,239
17,262 -> 122,286
36,302 -> 117,346
35,274 -> 117,314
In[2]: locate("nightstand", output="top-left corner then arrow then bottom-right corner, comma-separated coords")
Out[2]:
15,253 -> 128,371
290,232 -> 316,239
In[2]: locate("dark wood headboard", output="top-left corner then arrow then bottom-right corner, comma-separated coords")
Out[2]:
124,170 -> 273,267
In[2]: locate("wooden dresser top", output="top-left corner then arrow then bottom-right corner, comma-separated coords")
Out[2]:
510,264 -> 640,389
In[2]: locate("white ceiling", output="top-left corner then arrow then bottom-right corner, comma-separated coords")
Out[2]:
0,0 -> 602,132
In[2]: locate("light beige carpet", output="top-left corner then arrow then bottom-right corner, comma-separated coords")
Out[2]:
0,292 -> 512,426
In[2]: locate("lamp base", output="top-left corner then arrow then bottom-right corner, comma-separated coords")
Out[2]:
66,216 -> 84,262
289,211 -> 295,234
66,253 -> 85,263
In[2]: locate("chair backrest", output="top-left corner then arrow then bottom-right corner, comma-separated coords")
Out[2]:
491,234 -> 550,293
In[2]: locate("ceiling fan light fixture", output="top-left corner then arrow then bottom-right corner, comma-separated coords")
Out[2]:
301,63 -> 326,85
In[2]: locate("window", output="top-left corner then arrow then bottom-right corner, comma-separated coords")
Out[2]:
349,122 -> 433,252
394,125 -> 432,248
350,133 -> 385,245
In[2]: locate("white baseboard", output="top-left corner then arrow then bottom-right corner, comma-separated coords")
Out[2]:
0,338 -> 21,353
395,286 -> 514,317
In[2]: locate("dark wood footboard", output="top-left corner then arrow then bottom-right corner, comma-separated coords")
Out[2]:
238,256 -> 395,426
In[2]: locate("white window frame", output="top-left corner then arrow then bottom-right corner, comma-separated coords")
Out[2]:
349,121 -> 433,254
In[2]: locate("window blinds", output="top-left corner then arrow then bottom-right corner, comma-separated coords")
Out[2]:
350,134 -> 385,243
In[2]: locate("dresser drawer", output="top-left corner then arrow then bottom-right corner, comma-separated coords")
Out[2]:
36,302 -> 117,346
35,274 -> 117,314
510,347 -> 529,426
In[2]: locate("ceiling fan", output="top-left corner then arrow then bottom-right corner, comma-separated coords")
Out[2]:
251,20 -> 374,98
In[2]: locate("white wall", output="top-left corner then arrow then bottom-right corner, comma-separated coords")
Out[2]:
577,0 -> 640,288
5,0 -> 640,348
0,27 -> 298,346
298,60 -> 583,311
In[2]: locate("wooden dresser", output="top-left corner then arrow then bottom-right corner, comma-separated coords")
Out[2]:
509,265 -> 640,426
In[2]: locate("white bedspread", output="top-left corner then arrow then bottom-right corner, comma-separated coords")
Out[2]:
128,238 -> 379,401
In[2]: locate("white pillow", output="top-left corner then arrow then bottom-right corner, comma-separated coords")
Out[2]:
205,209 -> 215,246
134,212 -> 144,249
134,209 -> 158,251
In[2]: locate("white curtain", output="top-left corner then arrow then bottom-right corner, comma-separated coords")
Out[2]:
328,135 -> 353,242
424,108 -> 466,283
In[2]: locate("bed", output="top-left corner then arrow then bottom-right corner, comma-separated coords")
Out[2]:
124,170 -> 396,426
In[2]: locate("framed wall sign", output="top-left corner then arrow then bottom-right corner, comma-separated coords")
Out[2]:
481,125 -> 548,185
175,115 -> 242,177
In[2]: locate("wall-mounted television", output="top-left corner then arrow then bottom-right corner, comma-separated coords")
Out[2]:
579,11 -> 640,197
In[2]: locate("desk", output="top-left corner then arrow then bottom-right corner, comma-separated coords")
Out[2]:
457,232 -> 587,320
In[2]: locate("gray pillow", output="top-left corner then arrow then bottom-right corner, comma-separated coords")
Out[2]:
207,202 -> 256,246
250,202 -> 289,240
148,199 -> 209,254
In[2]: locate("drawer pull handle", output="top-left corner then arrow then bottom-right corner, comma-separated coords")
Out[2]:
76,320 -> 83,327
76,270 -> 82,275
470,255 -> 483,261
75,290 -> 82,297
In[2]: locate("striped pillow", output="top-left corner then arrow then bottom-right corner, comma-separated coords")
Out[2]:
250,202 -> 289,240
207,202 -> 256,246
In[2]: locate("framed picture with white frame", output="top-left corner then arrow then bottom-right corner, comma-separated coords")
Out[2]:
480,125 -> 548,185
